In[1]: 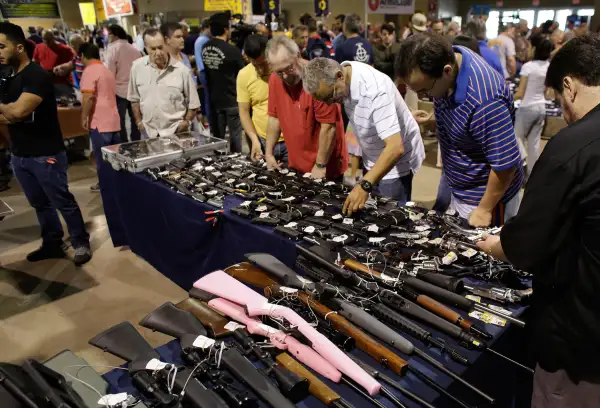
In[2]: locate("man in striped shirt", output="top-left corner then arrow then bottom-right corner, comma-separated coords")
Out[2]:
397,34 -> 523,226
303,58 -> 425,214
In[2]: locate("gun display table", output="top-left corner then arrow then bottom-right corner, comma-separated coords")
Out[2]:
99,162 -> 533,407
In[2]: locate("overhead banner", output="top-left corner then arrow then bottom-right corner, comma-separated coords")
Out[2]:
265,0 -> 279,15
0,0 -> 60,19
204,0 -> 242,14
79,2 -> 97,25
314,0 -> 329,17
102,0 -> 134,18
367,0 -> 414,15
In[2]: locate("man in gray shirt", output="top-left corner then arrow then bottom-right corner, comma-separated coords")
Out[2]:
128,28 -> 200,138
496,24 -> 517,78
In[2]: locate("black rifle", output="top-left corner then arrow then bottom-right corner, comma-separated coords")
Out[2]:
139,302 -> 300,408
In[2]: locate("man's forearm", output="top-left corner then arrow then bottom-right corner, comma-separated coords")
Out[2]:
239,105 -> 260,146
184,108 -> 197,121
315,123 -> 336,166
132,102 -> 143,124
478,167 -> 517,211
265,116 -> 281,156
81,97 -> 94,123
363,134 -> 404,184
508,57 -> 517,76
490,240 -> 508,262
0,103 -> 23,122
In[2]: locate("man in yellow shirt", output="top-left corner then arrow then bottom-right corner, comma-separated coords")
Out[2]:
237,34 -> 287,163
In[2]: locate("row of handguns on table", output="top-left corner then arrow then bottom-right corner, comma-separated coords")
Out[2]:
147,153 -> 532,306
89,248 -> 533,408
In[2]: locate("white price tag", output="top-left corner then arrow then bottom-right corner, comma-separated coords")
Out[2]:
255,205 -> 268,212
284,222 -> 298,228
281,196 -> 296,202
461,248 -> 478,258
298,276 -> 312,285
325,181 -> 336,186
279,169 -> 289,174
269,191 -> 283,197
204,166 -> 215,171
240,201 -> 252,207
442,251 -> 458,265
196,183 -> 208,188
225,178 -> 235,184
280,286 -> 298,294
193,335 -> 216,349
287,172 -> 296,177
303,226 -> 316,234
332,214 -> 343,220
414,225 -> 431,232
465,295 -> 482,303
369,237 -> 386,243
146,359 -> 168,371
428,210 -> 437,216
248,173 -> 257,179
445,209 -> 457,216
259,212 -> 270,219
428,238 -> 443,245
212,171 -> 222,177
314,178 -> 323,183
158,170 -> 169,176
409,212 -> 424,221
332,234 -> 349,243
224,321 -> 246,332
258,323 -> 278,334
303,173 -> 312,178
367,224 -> 379,233
406,201 -> 416,207
414,238 -> 429,245
397,262 -> 405,270
342,218 -> 354,225
204,157 -> 213,162
380,273 -> 398,283
98,393 -> 129,407
206,190 -> 219,196
315,210 -> 324,217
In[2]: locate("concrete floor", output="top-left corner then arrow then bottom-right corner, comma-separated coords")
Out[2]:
0,138 -> 444,372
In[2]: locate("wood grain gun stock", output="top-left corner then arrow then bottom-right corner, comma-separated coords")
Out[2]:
223,263 -> 409,376
343,259 -> 493,341
275,353 -> 353,408
176,297 -> 231,338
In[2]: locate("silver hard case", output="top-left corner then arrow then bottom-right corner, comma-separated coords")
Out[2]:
101,132 -> 226,173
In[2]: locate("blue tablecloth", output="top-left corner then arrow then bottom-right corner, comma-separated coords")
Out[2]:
99,165 -> 533,407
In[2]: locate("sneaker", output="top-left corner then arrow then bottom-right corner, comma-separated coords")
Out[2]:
73,246 -> 92,266
27,245 -> 66,262
90,183 -> 100,192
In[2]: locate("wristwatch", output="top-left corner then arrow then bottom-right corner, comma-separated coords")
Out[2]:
359,179 -> 373,192
315,162 -> 326,169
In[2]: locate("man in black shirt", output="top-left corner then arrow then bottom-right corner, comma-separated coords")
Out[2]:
0,23 -> 91,266
478,35 -> 600,407
201,13 -> 244,152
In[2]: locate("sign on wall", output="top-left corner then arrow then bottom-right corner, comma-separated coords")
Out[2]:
314,0 -> 329,17
0,0 -> 60,19
366,0 -> 415,15
102,0 -> 133,18
204,0 -> 242,14
79,2 -> 97,25
265,0 -> 279,15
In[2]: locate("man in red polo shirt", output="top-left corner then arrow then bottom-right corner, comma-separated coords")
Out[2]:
33,30 -> 74,87
265,36 -> 347,180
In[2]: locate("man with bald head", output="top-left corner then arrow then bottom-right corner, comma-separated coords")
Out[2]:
264,35 -> 347,180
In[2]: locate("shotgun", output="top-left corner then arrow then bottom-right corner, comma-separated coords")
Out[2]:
176,295 -> 231,338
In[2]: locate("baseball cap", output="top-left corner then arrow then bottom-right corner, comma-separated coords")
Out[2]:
411,13 -> 427,32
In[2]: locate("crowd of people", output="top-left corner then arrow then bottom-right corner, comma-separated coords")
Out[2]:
1,10 -> 600,403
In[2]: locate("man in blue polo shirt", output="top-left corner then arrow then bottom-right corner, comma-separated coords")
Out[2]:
396,34 -> 523,227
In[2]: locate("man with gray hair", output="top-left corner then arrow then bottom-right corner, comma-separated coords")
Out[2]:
335,13 -> 373,64
264,36 -> 348,180
464,18 -> 504,76
304,58 -> 425,214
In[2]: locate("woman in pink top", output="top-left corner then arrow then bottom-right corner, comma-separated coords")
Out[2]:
80,43 -> 121,192
105,25 -> 142,142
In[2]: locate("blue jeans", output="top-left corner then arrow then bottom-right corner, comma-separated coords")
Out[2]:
433,171 -> 452,212
198,71 -> 211,124
117,96 -> 140,142
12,151 -> 89,249
259,137 -> 288,166
375,172 -> 413,205
90,128 -> 121,172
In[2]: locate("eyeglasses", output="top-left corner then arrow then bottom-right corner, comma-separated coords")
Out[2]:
275,63 -> 297,78
409,78 -> 438,98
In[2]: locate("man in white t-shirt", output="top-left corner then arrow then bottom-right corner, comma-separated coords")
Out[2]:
495,24 -> 517,78
303,58 -> 425,214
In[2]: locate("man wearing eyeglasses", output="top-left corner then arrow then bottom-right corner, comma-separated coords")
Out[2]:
396,34 -> 523,227
264,36 -> 348,180
303,58 -> 425,214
